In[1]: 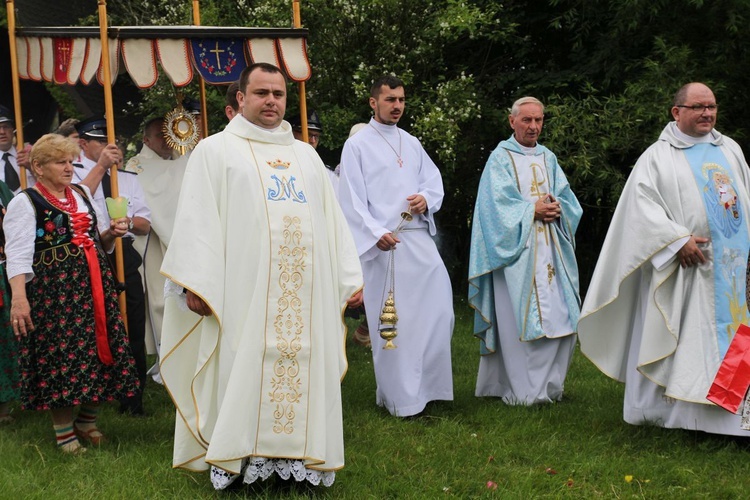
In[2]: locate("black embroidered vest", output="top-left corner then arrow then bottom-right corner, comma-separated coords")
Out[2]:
24,185 -> 98,266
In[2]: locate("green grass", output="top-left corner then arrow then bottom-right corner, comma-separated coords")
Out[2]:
1,299 -> 749,498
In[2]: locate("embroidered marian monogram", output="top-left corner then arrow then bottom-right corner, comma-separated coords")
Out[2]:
267,175 -> 307,203
270,216 -> 306,434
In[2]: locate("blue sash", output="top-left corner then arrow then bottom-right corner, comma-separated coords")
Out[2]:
684,144 -> 750,357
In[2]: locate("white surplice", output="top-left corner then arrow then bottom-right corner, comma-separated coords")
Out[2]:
160,116 -> 363,474
338,118 -> 454,417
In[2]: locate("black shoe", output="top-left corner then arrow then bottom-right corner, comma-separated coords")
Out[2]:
119,398 -> 147,417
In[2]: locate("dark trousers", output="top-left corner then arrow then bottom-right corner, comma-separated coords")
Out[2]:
113,239 -> 147,412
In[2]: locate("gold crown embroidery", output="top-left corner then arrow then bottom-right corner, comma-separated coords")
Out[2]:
267,158 -> 291,170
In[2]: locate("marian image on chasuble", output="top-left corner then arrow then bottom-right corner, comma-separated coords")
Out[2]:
686,145 -> 749,352
577,122 -> 750,436
159,118 -> 362,479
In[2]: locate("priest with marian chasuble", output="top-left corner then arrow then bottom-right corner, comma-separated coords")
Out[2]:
578,83 -> 750,436
159,63 -> 363,489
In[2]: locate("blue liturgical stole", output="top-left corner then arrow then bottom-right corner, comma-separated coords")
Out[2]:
684,144 -> 750,357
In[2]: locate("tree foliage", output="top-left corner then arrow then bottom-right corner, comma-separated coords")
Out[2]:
28,0 -> 750,291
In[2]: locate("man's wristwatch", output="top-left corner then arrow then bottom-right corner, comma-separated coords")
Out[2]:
127,218 -> 134,231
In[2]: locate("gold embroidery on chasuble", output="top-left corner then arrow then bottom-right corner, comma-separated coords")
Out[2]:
254,149 -> 312,439
529,161 -> 547,199
547,263 -> 556,285
271,215 -> 306,435
510,150 -> 556,329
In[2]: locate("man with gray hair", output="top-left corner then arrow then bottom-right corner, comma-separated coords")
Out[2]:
468,96 -> 582,405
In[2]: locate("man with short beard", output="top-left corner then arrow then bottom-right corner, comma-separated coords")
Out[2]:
338,75 -> 454,417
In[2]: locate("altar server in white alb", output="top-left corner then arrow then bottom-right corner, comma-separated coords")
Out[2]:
338,75 -> 454,417
468,97 -> 582,405
159,63 -> 363,489
579,82 -> 750,436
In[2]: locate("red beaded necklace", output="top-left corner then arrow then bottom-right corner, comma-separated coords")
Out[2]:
35,183 -> 78,213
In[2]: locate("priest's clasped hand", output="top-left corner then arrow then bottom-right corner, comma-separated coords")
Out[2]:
534,195 -> 561,223
677,235 -> 709,268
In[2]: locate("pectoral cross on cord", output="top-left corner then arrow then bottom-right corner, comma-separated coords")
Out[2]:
369,123 -> 403,168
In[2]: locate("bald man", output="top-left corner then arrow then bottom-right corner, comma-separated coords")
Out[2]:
579,82 -> 750,436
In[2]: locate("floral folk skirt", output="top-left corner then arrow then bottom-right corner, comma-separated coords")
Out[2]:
18,249 -> 139,410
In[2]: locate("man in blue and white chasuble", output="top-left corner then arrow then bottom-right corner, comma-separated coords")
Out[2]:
469,97 -> 582,405
579,82 -> 750,435
160,105 -> 363,472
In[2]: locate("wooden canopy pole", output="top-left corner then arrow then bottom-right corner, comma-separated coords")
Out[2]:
97,0 -> 128,325
292,0 -> 309,143
5,0 -> 28,189
192,0 -> 209,139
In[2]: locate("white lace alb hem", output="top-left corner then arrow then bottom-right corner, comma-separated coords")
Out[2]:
210,457 -> 336,490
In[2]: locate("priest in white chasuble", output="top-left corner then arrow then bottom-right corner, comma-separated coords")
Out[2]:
159,63 -> 363,490
338,75 -> 454,418
469,97 -> 582,406
579,82 -> 750,436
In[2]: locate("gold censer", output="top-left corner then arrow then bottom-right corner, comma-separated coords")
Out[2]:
377,210 -> 413,350
379,291 -> 398,349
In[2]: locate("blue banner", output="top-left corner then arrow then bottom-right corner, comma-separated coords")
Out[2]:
190,38 -> 248,84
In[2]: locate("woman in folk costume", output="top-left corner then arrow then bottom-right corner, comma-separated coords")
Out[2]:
4,134 -> 139,453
